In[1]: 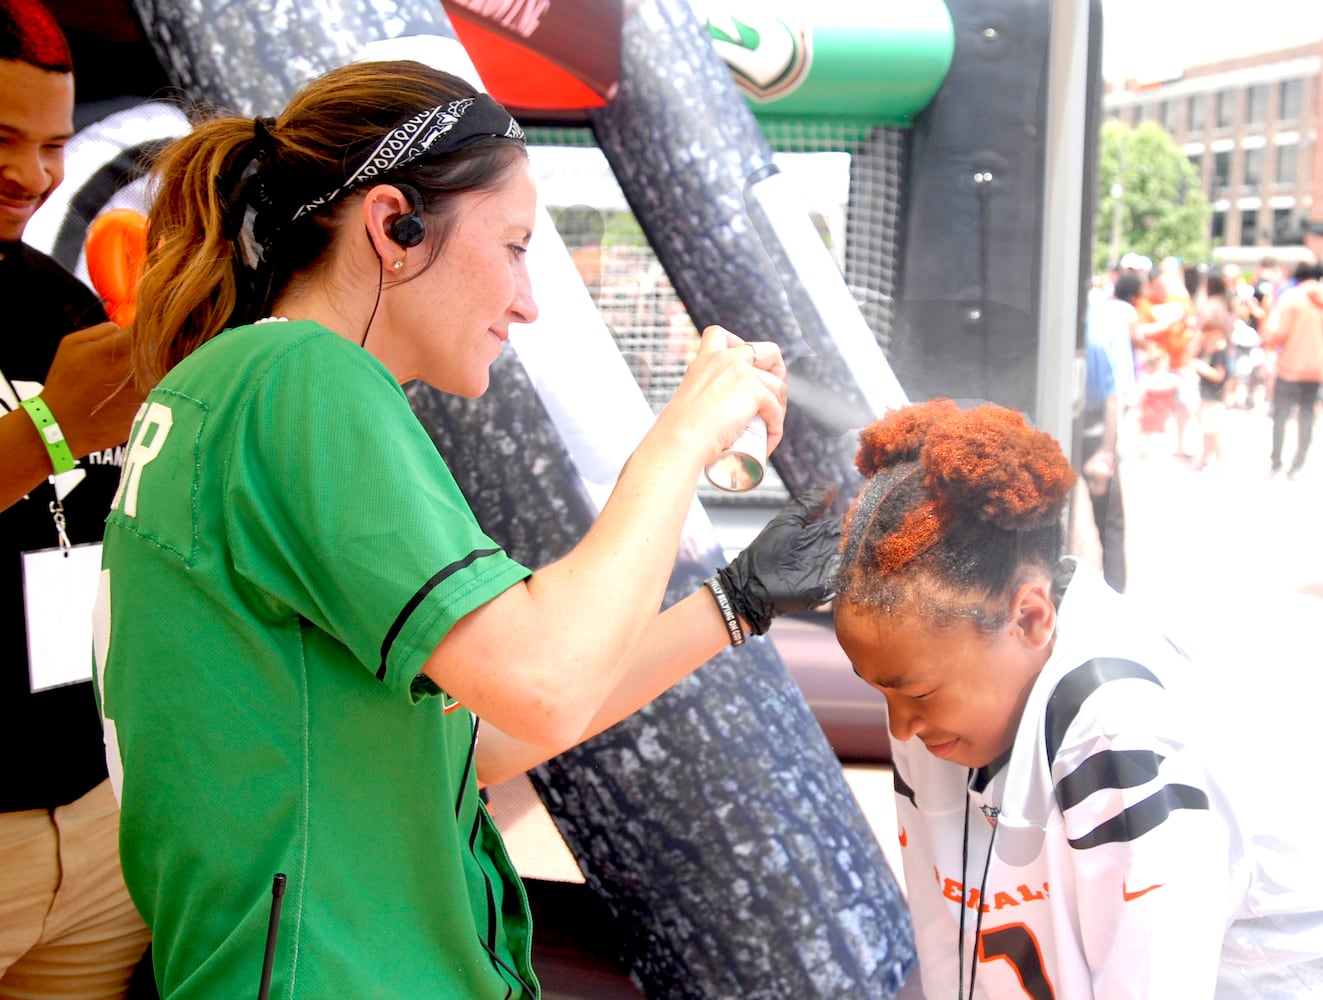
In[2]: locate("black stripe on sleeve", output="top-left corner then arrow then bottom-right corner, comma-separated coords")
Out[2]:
893,768 -> 917,810
1055,749 -> 1166,811
376,548 -> 502,681
1044,658 -> 1163,761
1068,783 -> 1209,850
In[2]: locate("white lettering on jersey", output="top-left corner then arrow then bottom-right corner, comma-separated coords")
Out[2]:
112,401 -> 173,518
92,568 -> 124,803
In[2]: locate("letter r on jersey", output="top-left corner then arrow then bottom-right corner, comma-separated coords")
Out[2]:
113,400 -> 173,518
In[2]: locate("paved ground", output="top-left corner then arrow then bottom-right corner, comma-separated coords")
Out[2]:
1101,399 -> 1322,674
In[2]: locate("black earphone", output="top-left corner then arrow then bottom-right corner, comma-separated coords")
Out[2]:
362,183 -> 425,349
388,183 -> 426,248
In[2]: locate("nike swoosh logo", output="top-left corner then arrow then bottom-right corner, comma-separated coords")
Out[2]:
1122,880 -> 1165,902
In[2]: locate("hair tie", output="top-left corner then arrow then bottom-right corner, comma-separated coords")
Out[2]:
252,116 -> 277,155
216,117 -> 281,270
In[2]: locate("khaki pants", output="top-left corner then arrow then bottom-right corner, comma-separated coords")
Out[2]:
0,780 -> 150,999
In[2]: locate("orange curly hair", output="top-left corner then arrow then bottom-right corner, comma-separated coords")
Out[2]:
837,399 -> 1076,626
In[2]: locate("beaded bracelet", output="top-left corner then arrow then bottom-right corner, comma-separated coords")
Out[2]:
703,576 -> 745,647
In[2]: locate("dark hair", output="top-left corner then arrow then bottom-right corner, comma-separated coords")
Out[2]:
1114,272 -> 1143,304
1294,261 -> 1323,283
835,399 -> 1076,629
0,0 -> 70,72
0,0 -> 71,73
132,60 -> 528,384
1205,271 -> 1227,299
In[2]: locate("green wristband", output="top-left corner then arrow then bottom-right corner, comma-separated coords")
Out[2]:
20,396 -> 78,475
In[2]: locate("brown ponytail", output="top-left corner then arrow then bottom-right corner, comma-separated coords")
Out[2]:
132,118 -> 259,384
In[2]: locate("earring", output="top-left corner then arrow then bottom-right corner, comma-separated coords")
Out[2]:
392,259 -> 404,271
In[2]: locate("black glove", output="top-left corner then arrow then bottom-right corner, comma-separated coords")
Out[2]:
715,484 -> 842,636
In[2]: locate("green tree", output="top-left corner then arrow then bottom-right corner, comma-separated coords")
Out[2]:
1095,119 -> 1210,273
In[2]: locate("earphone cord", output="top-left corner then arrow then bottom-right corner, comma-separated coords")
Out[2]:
958,768 -> 999,1000
361,240 -> 384,348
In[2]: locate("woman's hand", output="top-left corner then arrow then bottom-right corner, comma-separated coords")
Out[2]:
716,485 -> 842,635
41,321 -> 147,458
652,325 -> 788,466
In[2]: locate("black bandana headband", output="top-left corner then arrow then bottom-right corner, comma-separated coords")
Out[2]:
291,94 -> 525,222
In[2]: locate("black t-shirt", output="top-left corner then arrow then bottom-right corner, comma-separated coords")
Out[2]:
0,242 -> 118,812
1198,347 -> 1229,401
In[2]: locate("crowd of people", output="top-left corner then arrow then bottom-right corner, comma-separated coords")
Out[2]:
5,0 -> 1323,997
1082,248 -> 1323,597
1090,251 -> 1322,479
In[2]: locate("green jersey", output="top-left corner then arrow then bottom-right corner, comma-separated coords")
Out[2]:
94,320 -> 538,998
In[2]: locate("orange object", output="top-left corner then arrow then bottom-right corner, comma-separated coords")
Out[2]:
1140,386 -> 1177,434
85,208 -> 149,327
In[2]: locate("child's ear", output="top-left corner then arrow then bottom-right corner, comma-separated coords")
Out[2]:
1009,578 -> 1056,651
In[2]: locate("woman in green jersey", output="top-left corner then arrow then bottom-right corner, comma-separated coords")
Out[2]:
94,60 -> 836,998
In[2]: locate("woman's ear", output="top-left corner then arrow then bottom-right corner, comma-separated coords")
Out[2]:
1008,577 -> 1056,652
360,184 -> 415,264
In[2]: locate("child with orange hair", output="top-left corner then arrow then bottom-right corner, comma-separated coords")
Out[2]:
833,399 -> 1323,998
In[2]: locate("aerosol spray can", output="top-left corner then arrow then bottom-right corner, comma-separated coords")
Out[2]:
704,415 -> 766,492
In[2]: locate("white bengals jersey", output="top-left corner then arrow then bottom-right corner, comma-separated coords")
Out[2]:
891,563 -> 1323,999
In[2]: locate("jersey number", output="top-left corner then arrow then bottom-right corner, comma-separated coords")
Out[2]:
978,923 -> 1055,999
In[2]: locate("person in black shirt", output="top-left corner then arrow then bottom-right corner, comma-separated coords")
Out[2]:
0,1 -> 147,995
